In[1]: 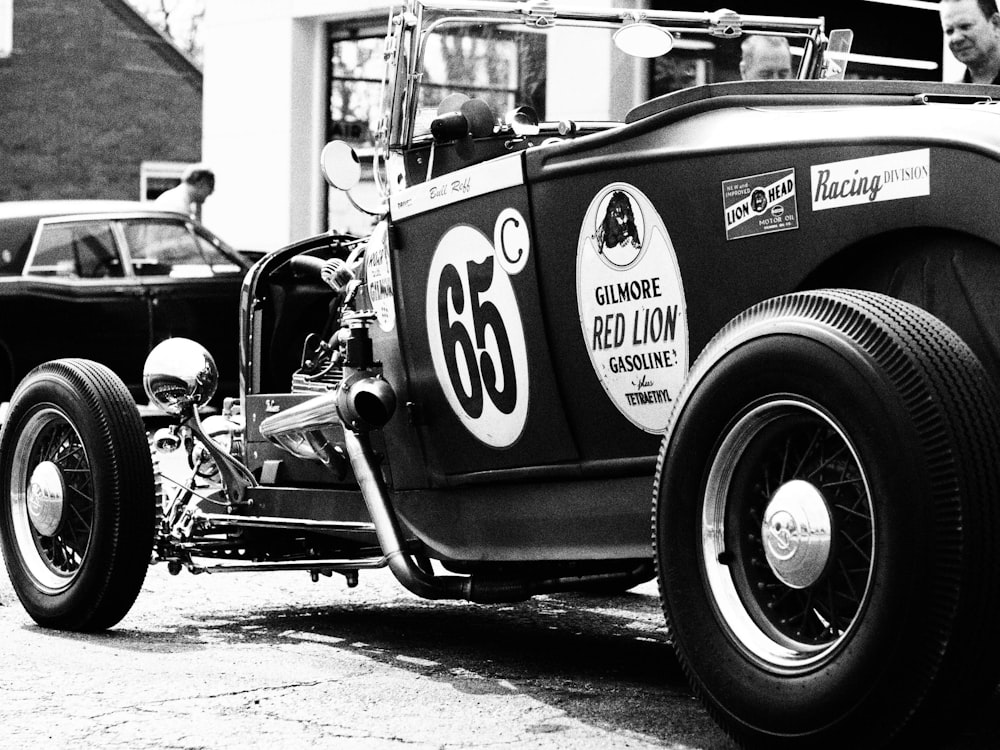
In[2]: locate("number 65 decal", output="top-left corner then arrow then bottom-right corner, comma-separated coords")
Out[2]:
427,224 -> 529,448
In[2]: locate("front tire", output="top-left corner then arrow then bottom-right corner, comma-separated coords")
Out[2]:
0,359 -> 155,630
654,290 -> 1000,748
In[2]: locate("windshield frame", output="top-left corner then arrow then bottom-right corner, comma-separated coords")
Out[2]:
380,1 -> 830,154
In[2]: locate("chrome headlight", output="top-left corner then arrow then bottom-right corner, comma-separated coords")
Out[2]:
143,338 -> 218,416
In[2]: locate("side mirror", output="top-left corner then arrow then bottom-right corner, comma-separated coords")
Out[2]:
613,21 -> 674,58
320,140 -> 361,192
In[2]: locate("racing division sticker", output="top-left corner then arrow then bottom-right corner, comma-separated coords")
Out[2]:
427,223 -> 530,448
722,168 -> 799,241
811,148 -> 930,211
577,183 -> 689,433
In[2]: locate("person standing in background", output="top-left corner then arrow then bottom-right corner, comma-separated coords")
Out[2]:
154,164 -> 215,220
940,0 -> 1000,84
739,35 -> 792,80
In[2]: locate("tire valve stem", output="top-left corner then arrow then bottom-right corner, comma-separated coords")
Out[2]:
717,550 -> 734,565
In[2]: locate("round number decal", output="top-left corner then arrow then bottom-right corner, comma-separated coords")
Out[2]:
427,225 -> 529,448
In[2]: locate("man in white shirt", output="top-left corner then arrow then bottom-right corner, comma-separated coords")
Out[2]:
154,164 -> 215,220
940,0 -> 1000,84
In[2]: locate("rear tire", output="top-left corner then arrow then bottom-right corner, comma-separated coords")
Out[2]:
0,359 -> 155,631
654,290 -> 1000,748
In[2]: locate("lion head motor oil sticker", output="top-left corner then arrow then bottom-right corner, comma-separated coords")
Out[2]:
577,183 -> 688,433
427,219 -> 530,448
722,167 -> 799,241
365,221 -> 395,332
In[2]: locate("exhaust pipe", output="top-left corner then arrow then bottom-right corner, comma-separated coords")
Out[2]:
342,430 -> 653,603
343,429 -> 474,601
337,373 -> 397,431
259,373 -> 397,463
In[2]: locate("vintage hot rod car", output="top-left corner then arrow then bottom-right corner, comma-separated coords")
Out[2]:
3,2 -> 1000,748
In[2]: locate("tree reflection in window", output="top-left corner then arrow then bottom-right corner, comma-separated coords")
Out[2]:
329,35 -> 383,147
418,25 -> 546,123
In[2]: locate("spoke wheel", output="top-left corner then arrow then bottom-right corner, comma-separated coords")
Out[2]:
655,290 -> 1000,748
0,360 -> 154,631
10,408 -> 96,593
704,398 -> 873,671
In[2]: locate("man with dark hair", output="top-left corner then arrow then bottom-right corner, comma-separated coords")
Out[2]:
739,35 -> 792,80
941,0 -> 1000,84
154,163 -> 216,220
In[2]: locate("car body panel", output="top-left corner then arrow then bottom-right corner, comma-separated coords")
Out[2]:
332,82 -> 1000,566
0,276 -> 149,387
388,179 -> 579,478
377,82 -> 1000,479
233,78 -> 1000,561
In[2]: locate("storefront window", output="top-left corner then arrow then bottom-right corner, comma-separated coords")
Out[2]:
329,35 -> 384,148
327,31 -> 385,234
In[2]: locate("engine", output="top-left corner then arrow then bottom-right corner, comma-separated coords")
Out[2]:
143,231 -> 395,575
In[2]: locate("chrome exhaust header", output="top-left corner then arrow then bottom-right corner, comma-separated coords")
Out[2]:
259,391 -> 341,460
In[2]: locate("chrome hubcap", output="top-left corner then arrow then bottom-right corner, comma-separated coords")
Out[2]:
761,479 -> 832,589
26,461 -> 66,537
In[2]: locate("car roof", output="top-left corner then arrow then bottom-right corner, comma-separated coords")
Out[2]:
0,200 -> 239,276
0,200 -> 188,222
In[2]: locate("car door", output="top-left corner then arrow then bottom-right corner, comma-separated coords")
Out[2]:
385,154 -> 578,478
119,218 -> 246,396
11,218 -> 149,394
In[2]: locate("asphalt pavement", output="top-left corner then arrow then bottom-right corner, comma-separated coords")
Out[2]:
0,553 -> 999,749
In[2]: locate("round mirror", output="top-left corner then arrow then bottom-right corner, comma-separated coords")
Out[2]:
320,140 -> 362,192
143,338 -> 218,416
613,22 -> 674,58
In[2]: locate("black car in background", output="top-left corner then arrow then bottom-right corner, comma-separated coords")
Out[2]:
0,200 -> 252,403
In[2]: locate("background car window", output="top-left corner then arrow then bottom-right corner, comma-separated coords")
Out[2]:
193,231 -> 242,275
123,220 -> 240,278
27,222 -> 122,279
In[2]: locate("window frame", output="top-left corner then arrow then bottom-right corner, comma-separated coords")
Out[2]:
23,217 -> 128,281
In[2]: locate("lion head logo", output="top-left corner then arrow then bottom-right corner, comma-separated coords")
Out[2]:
594,189 -> 644,269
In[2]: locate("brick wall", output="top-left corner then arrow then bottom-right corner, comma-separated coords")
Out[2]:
0,0 -> 202,201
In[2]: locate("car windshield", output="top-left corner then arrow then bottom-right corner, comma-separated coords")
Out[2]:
415,24 -> 739,136
122,220 -> 242,278
410,20 -> 807,139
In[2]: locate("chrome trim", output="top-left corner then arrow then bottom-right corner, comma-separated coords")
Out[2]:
20,212 -> 241,280
761,479 -> 833,590
259,390 -> 341,461
388,1 -> 827,151
194,513 -> 375,534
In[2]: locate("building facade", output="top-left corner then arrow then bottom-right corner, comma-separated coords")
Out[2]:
202,0 -> 949,252
0,0 -> 202,202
